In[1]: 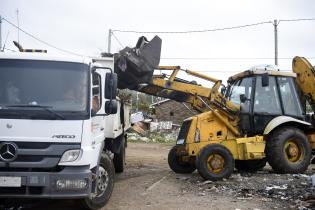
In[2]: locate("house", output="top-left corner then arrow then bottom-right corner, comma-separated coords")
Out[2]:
150,99 -> 198,125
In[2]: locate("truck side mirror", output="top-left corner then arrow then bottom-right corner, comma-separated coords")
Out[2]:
221,86 -> 226,95
105,72 -> 118,99
105,100 -> 118,114
240,94 -> 248,103
262,74 -> 269,87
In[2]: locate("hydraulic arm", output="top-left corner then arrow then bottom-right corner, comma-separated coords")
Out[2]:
113,36 -> 240,136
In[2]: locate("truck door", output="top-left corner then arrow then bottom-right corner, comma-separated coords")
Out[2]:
91,71 -> 105,144
228,77 -> 254,135
253,76 -> 282,134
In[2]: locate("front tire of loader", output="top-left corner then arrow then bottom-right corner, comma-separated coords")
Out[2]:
266,126 -> 312,174
235,158 -> 267,172
196,144 -> 234,181
82,153 -> 115,210
168,146 -> 196,174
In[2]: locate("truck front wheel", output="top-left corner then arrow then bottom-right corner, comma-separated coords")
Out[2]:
82,153 -> 115,210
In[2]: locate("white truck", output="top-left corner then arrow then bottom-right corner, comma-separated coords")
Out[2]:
0,35 -> 161,209
0,53 -> 130,209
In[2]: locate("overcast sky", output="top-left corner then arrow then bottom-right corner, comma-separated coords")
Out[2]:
1,0 -> 315,83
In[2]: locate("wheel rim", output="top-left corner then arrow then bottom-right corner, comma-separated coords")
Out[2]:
96,166 -> 109,197
284,139 -> 304,163
207,154 -> 225,173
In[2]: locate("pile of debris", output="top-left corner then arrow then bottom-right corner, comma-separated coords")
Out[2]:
127,131 -> 177,143
129,111 -> 179,143
180,167 -> 315,209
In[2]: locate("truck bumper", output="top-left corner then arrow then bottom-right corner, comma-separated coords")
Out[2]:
0,166 -> 92,198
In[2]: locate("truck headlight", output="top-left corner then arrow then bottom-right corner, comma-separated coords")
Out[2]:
56,179 -> 88,190
60,149 -> 81,163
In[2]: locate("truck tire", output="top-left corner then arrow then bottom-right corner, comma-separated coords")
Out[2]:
113,136 -> 126,173
235,158 -> 267,172
82,153 -> 115,210
168,146 -> 196,174
196,144 -> 234,181
266,127 -> 312,174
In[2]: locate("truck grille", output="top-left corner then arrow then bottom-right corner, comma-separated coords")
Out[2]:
0,142 -> 80,171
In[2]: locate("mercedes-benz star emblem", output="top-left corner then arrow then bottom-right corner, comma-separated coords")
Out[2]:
0,142 -> 18,162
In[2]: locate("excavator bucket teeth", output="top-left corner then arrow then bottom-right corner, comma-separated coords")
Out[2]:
114,36 -> 162,89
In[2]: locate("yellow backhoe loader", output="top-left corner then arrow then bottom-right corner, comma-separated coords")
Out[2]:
114,36 -> 315,181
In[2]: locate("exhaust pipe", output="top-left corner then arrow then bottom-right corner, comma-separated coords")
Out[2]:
114,36 -> 162,89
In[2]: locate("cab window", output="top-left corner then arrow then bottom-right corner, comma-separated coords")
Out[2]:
254,76 -> 281,114
277,77 -> 303,116
229,77 -> 253,105
92,73 -> 101,112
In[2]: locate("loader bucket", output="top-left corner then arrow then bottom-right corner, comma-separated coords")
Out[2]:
114,36 -> 162,89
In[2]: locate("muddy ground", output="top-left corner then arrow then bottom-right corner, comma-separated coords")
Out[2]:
1,142 -> 314,210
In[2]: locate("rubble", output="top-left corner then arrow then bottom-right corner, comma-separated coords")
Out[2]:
182,166 -> 315,209
127,131 -> 177,143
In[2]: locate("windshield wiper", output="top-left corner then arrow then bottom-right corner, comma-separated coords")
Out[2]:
6,105 -> 66,120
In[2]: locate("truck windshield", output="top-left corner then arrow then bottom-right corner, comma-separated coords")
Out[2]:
0,59 -> 89,119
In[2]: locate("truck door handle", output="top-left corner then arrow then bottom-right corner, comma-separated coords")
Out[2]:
100,128 -> 104,131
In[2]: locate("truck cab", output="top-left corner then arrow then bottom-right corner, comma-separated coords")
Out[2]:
226,66 -> 306,136
0,53 -> 128,209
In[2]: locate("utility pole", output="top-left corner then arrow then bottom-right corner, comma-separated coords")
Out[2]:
16,9 -> 20,44
107,29 -> 112,53
0,15 -> 2,51
273,19 -> 278,66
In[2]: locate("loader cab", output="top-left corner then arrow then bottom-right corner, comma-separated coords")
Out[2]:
226,68 -> 304,136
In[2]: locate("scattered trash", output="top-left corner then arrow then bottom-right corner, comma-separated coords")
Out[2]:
128,129 -> 178,143
265,184 -> 288,191
179,168 -> 314,210
131,112 -> 145,124
198,180 -> 213,185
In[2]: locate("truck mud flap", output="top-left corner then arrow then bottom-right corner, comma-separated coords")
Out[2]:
114,36 -> 162,89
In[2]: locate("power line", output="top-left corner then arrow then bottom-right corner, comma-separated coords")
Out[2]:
1,17 -> 84,56
279,18 -> 315,23
161,57 -> 315,60
113,21 -> 273,34
3,47 -> 16,52
111,31 -> 124,48
112,18 -> 315,34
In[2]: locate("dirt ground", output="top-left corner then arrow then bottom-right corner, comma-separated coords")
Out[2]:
1,142 -> 314,210
106,142 -> 314,210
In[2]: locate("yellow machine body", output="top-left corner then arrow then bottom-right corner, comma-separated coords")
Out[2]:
181,111 -> 265,160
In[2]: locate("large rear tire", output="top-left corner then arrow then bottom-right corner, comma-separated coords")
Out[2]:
235,158 -> 267,172
82,153 -> 115,210
168,146 -> 195,174
266,127 -> 312,174
196,144 -> 234,181
113,136 -> 126,173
